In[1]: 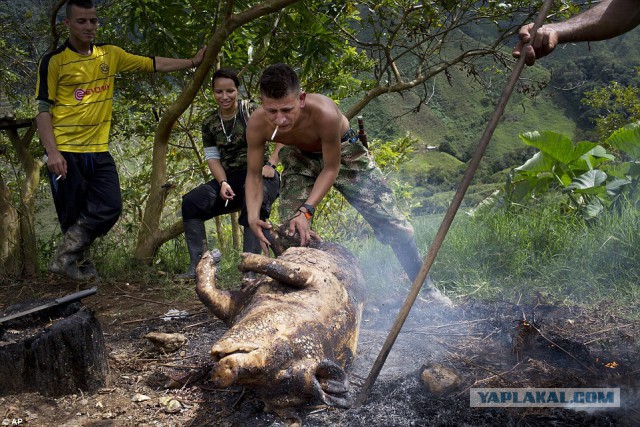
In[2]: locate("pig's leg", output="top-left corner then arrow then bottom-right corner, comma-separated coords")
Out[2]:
195,251 -> 240,325
240,253 -> 326,289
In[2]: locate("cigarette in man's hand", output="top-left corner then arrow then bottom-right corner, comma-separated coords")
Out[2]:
225,199 -> 229,207
55,175 -> 62,181
271,126 -> 278,140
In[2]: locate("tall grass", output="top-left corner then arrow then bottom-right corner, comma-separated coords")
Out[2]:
349,195 -> 640,309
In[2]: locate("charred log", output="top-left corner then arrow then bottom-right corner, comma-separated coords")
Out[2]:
0,299 -> 109,396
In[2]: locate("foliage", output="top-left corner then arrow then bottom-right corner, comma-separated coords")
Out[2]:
427,194 -> 640,307
0,0 -> 50,96
581,68 -> 640,140
499,122 -> 640,220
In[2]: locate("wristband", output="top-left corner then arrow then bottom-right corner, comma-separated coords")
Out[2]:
302,203 -> 315,216
220,179 -> 228,186
299,203 -> 315,221
264,161 -> 276,169
299,208 -> 313,221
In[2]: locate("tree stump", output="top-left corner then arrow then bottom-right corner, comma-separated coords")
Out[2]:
0,299 -> 109,397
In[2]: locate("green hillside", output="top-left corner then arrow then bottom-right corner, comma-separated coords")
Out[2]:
348,28 -> 640,212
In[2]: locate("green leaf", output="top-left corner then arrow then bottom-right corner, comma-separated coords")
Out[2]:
582,198 -> 604,220
585,145 -> 615,160
564,170 -> 608,193
606,178 -> 632,197
519,131 -> 599,164
515,151 -> 556,173
606,121 -> 640,160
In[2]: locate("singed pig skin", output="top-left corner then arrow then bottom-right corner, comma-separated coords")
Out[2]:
195,241 -> 365,414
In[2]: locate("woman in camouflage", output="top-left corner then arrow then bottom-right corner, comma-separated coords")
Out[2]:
178,68 -> 280,279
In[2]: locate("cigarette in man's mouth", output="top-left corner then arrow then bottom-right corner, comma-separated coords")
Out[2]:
271,126 -> 278,140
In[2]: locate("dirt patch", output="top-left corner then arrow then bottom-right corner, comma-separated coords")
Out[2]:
1,278 -> 639,426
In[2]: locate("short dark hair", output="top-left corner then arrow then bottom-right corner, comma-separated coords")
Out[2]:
66,0 -> 95,17
212,68 -> 240,89
259,63 -> 300,99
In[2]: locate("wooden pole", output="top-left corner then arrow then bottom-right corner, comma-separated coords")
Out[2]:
354,0 -> 555,407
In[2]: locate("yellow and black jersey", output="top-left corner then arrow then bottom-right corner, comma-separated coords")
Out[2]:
35,40 -> 155,153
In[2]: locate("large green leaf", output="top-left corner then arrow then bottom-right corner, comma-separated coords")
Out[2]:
606,121 -> 640,160
586,145 -> 615,160
515,151 -> 556,173
564,170 -> 608,193
519,131 -> 599,165
606,178 -> 632,197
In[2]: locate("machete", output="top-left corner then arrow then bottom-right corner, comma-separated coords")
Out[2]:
0,286 -> 97,325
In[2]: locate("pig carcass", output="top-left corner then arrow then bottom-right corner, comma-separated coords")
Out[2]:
195,240 -> 365,416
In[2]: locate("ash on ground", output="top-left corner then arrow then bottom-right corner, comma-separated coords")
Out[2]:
1,281 -> 638,427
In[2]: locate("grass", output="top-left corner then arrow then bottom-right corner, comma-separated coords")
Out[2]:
33,183 -> 639,313
348,194 -> 640,311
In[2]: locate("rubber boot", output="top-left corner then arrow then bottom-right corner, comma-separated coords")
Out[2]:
78,249 -> 99,280
390,238 -> 453,307
242,226 -> 263,255
242,227 -> 263,281
49,224 -> 97,281
176,219 -> 207,279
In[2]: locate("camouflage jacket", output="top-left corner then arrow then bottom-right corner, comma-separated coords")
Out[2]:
202,99 -> 267,171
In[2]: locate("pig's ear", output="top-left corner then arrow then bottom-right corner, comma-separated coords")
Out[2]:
312,359 -> 351,408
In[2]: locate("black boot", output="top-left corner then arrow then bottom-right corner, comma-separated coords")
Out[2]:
242,227 -> 263,281
242,226 -> 263,255
49,224 -> 97,281
78,248 -> 99,280
176,219 -> 207,279
390,238 -> 453,307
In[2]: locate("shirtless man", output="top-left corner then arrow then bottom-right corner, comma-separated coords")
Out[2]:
245,63 -> 451,305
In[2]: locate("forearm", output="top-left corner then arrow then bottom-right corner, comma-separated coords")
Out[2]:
304,167 -> 338,208
154,46 -> 205,72
245,171 -> 264,223
551,0 -> 640,43
35,112 -> 58,154
207,159 -> 227,183
155,57 -> 195,72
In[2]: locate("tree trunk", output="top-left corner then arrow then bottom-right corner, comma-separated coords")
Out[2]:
0,300 -> 109,397
4,120 -> 39,277
231,211 -> 241,251
0,172 -> 20,276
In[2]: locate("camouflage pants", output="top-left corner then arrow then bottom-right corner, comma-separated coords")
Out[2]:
278,139 -> 415,246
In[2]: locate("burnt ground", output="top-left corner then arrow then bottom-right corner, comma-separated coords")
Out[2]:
1,277 -> 639,427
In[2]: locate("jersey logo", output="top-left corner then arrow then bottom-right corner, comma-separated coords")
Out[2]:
74,84 -> 111,101
100,62 -> 109,75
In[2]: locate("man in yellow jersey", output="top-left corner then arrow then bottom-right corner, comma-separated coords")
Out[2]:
35,0 -> 205,281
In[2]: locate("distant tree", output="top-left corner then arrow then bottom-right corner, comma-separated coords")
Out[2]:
582,68 -> 640,141
438,138 -> 458,158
